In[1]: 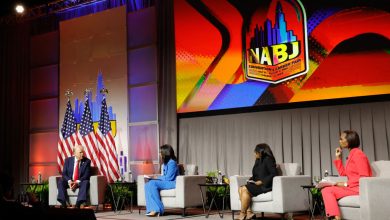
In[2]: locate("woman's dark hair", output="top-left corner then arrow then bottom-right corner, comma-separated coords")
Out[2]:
160,144 -> 177,164
342,130 -> 360,149
254,143 -> 275,162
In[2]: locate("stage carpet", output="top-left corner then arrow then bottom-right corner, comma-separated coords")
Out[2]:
95,207 -> 313,220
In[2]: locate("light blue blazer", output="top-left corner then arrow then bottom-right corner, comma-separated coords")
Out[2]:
158,159 -> 179,181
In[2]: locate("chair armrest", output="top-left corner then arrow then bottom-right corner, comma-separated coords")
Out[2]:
89,175 -> 107,205
136,174 -> 162,206
229,175 -> 251,211
137,175 -> 147,206
360,177 -> 390,220
48,176 -> 62,206
174,175 -> 207,208
324,176 -> 348,183
272,175 -> 311,213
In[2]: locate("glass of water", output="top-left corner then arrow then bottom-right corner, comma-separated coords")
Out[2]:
313,176 -> 321,185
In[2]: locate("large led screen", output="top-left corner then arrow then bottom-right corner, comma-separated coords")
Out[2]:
175,0 -> 390,113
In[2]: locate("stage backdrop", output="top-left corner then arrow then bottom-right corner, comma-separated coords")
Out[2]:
179,101 -> 390,177
59,6 -> 128,170
175,0 -> 390,113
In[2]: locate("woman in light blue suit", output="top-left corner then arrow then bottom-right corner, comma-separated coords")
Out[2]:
145,144 -> 179,217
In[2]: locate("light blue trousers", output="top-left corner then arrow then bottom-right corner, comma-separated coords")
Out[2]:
145,179 -> 176,214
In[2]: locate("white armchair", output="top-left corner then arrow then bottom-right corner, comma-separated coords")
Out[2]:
230,163 -> 311,219
137,164 -> 206,216
48,167 -> 107,210
326,160 -> 390,220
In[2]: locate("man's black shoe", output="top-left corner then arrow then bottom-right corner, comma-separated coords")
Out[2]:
59,200 -> 67,208
75,201 -> 82,209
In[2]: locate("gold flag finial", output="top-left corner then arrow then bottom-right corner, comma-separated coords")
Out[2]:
100,88 -> 108,95
65,89 -> 73,101
84,88 -> 92,99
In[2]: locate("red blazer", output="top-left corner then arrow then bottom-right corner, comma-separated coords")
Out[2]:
334,148 -> 372,191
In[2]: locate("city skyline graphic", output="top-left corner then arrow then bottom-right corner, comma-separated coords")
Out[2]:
73,71 -> 116,124
250,2 -> 297,49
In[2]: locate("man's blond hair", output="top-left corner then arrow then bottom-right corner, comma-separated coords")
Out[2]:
73,145 -> 84,154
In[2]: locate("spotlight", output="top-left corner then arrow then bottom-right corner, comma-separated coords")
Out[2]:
15,4 -> 25,14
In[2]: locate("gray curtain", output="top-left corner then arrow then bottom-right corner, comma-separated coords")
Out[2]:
179,101 -> 390,177
157,0 -> 178,151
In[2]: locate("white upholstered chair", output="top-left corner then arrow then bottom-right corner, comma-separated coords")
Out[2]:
325,160 -> 390,220
48,167 -> 107,210
229,163 -> 311,219
137,164 -> 206,216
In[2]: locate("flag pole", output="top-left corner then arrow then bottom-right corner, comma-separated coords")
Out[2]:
58,89 -> 75,174
98,87 -> 121,182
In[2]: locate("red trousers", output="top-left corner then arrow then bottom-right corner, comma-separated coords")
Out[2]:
322,186 -> 358,217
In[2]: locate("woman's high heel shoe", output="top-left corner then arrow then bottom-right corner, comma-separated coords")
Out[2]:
146,211 -> 160,217
237,211 -> 246,220
246,211 -> 256,220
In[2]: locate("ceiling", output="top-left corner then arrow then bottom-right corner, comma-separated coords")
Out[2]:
0,0 -> 54,18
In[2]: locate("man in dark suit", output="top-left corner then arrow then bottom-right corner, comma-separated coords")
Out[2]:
57,145 -> 91,208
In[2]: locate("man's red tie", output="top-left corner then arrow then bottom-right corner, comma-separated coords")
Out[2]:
73,160 -> 80,181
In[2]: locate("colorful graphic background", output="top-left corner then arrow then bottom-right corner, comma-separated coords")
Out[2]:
175,0 -> 390,113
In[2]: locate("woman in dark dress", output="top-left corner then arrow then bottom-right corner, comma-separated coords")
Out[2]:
238,143 -> 278,220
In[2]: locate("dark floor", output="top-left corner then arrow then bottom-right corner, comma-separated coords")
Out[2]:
95,206 -> 322,220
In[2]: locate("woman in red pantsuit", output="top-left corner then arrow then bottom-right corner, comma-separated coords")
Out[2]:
322,130 -> 372,220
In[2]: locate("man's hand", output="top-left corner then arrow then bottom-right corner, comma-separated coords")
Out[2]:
69,181 -> 79,191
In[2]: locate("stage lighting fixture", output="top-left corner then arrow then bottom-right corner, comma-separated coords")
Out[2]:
15,4 -> 25,14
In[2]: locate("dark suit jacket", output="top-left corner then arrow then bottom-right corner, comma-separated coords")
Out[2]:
246,156 -> 278,196
58,156 -> 91,203
62,156 -> 91,182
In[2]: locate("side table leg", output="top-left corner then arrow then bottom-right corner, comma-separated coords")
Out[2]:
109,185 -> 120,213
199,186 -> 206,215
303,188 -> 314,220
130,194 -> 133,213
221,185 -> 228,218
208,191 -> 218,218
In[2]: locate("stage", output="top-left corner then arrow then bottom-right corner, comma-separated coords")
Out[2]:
95,208 -> 312,220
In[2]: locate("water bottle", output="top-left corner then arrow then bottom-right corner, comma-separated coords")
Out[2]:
217,170 -> 222,184
128,170 -> 133,183
324,170 -> 329,178
38,172 -> 42,184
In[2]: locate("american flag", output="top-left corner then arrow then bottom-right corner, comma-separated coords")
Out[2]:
76,98 -> 101,170
57,100 -> 77,173
96,98 -> 120,182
